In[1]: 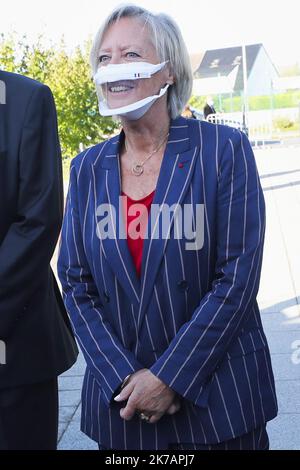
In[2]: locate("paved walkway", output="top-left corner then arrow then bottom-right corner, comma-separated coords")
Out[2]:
57,144 -> 300,450
255,145 -> 300,450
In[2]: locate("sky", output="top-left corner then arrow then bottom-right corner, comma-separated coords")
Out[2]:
0,0 -> 299,68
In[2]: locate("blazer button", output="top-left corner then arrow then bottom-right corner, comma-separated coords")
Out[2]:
104,291 -> 110,303
177,280 -> 189,292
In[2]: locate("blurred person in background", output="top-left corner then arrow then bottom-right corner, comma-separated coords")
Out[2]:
203,96 -> 216,119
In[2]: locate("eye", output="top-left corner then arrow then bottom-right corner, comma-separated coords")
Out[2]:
126,52 -> 140,59
99,55 -> 110,63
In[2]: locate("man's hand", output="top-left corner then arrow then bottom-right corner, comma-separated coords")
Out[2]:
114,369 -> 180,424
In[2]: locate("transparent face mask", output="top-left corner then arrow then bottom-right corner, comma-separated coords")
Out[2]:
94,61 -> 170,120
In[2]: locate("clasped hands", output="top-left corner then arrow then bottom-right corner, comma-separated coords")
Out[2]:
114,369 -> 181,424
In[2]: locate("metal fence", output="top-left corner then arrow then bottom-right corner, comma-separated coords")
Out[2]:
205,113 -> 282,147
206,113 -> 248,135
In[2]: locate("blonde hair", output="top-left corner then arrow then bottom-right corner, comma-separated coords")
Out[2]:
90,3 -> 193,119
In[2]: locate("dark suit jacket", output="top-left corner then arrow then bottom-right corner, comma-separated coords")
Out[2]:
0,71 -> 78,388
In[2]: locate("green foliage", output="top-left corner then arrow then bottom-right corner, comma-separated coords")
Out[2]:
0,33 -> 18,72
278,63 -> 300,77
0,34 -> 119,159
273,117 -> 300,132
188,95 -> 206,111
210,91 -> 300,113
219,95 -> 242,112
46,40 -> 118,158
272,91 -> 300,109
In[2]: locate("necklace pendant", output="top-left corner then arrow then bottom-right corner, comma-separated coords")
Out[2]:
132,164 -> 144,176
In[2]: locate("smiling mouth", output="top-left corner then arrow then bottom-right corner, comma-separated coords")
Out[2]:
107,80 -> 135,94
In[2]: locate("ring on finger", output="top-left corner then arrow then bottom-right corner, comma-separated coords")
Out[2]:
138,412 -> 151,422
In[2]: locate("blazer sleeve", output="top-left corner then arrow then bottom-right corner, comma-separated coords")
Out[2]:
0,84 -> 63,338
57,163 -> 143,406
150,130 -> 266,407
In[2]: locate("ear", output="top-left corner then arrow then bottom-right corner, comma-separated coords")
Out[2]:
165,63 -> 175,85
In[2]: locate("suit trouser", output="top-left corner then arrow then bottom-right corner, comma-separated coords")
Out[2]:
0,378 -> 58,450
98,424 -> 269,450
169,424 -> 269,450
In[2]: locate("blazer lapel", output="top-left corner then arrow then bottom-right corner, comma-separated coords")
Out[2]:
93,133 -> 141,307
138,117 -> 199,330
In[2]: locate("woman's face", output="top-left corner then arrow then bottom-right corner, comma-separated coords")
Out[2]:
98,17 -> 173,109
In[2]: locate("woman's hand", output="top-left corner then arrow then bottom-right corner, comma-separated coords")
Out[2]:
114,369 -> 180,423
166,396 -> 181,415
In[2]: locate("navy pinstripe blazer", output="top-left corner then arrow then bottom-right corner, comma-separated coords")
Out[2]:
58,116 -> 278,450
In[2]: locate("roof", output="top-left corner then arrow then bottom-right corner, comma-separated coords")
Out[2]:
189,52 -> 205,73
194,44 -> 263,92
193,66 -> 239,95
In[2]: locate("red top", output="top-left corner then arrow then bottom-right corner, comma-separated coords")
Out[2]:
121,190 -> 155,278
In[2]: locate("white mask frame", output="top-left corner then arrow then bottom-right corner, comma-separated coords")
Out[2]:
94,60 -> 171,120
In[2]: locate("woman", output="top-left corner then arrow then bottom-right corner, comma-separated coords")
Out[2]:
58,4 -> 278,450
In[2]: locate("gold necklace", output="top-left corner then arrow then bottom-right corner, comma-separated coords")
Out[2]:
125,132 -> 169,177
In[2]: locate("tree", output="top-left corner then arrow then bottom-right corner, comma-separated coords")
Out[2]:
188,95 -> 206,113
47,40 -> 118,159
0,34 -> 118,159
0,33 -> 18,72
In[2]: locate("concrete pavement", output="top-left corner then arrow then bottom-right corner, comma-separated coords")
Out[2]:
57,145 -> 300,450
256,146 -> 300,450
